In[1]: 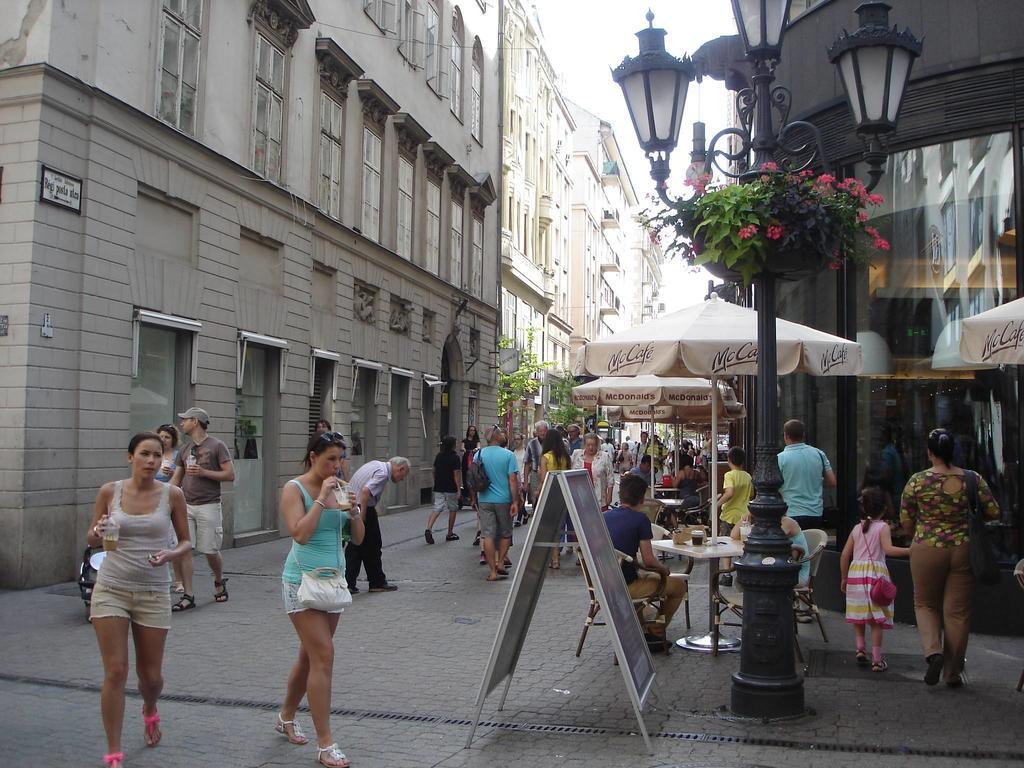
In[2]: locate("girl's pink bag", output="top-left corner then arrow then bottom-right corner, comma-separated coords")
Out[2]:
870,577 -> 897,606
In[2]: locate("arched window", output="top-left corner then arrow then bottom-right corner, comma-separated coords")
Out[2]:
450,8 -> 464,118
471,38 -> 483,141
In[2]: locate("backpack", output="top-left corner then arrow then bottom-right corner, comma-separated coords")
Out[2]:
465,449 -> 491,493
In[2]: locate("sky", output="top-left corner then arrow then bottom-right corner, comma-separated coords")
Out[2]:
534,0 -> 740,314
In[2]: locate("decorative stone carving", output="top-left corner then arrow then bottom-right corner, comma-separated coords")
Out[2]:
356,79 -> 400,129
389,297 -> 413,335
469,172 -> 497,216
354,283 -> 376,324
469,328 -> 480,359
422,310 -> 435,343
447,164 -> 475,200
393,113 -> 429,158
249,0 -> 315,49
315,38 -> 364,101
422,141 -> 455,180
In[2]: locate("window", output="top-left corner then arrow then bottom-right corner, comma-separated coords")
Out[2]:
364,0 -> 397,31
397,156 -> 414,260
450,201 -> 464,288
471,41 -> 482,141
471,216 -> 483,298
399,0 -> 424,66
319,94 -> 343,219
362,128 -> 382,241
425,1 -> 440,91
450,10 -> 463,118
253,34 -> 284,182
426,180 -> 441,275
158,0 -> 202,135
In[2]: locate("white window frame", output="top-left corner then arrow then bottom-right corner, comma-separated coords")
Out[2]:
450,200 -> 464,289
399,0 -> 425,66
470,55 -> 482,141
252,34 -> 285,182
425,1 -> 440,92
132,309 -> 202,383
397,156 -> 414,260
319,93 -> 344,219
352,358 -> 385,405
426,179 -> 441,275
237,330 -> 289,392
389,366 -> 417,410
157,0 -> 202,135
471,215 -> 483,298
310,348 -> 340,400
364,0 -> 397,31
449,22 -> 463,118
362,127 -> 383,242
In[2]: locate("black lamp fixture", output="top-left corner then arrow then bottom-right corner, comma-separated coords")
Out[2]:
613,1 -> 921,721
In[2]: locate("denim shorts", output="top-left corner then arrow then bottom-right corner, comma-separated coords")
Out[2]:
433,491 -> 459,515
282,580 -> 345,615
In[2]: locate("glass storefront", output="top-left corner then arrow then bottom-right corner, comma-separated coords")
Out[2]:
234,345 -> 267,533
854,133 -> 1019,562
131,324 -> 178,435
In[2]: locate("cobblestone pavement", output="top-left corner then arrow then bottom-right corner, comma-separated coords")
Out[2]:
2,503 -> 1023,768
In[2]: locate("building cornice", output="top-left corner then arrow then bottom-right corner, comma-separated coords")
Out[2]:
315,37 -> 364,101
392,112 -> 430,156
356,78 -> 400,129
248,0 -> 315,49
422,141 -> 455,178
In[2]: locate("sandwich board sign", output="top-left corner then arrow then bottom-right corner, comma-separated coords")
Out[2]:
466,470 -> 656,753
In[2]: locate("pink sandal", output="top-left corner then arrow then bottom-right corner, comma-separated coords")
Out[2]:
143,707 -> 161,747
103,753 -> 124,767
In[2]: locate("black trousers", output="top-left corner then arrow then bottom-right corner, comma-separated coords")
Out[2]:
345,505 -> 387,588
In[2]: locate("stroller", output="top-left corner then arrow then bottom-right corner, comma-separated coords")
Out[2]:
78,545 -> 107,620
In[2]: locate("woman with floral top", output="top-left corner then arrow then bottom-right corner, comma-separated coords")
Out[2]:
900,428 -> 999,688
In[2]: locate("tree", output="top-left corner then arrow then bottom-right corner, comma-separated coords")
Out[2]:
546,369 -> 586,428
496,327 -> 550,419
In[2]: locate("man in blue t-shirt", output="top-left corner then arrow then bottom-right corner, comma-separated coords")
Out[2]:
603,474 -> 687,630
473,426 -> 520,582
777,419 -> 836,530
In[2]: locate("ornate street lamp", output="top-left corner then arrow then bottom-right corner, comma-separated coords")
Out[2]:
613,2 -> 921,719
612,11 -> 695,204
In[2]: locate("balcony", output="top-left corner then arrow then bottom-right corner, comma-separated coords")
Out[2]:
600,254 -> 621,273
601,161 -> 620,183
600,295 -> 621,317
538,195 -> 555,226
601,209 -> 620,229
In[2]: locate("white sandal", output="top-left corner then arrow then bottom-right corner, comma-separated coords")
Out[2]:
275,713 -> 308,745
316,743 -> 351,767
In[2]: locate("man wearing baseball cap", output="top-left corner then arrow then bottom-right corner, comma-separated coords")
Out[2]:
170,406 -> 235,610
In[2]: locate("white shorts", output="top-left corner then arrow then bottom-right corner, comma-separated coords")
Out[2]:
187,502 -> 223,555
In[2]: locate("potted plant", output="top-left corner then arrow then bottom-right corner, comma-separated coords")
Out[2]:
644,164 -> 890,284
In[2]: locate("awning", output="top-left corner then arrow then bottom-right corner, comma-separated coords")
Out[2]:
237,331 -> 289,391
133,308 -> 202,383
310,348 -> 341,399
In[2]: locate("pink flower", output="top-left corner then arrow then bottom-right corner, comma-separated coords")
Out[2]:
738,225 -> 758,240
766,225 -> 784,241
829,259 -> 843,271
760,175 -> 771,183
873,237 -> 891,251
816,173 -> 836,185
864,226 -> 881,239
857,211 -> 869,223
868,193 -> 884,205
761,162 -> 779,171
800,169 -> 815,178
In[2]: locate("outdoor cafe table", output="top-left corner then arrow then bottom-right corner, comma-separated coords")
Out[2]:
652,537 -> 745,653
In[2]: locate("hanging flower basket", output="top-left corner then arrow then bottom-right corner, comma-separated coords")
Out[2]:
645,165 -> 889,285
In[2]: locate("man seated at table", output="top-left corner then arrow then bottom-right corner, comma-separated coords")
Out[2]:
604,474 -> 688,632
627,454 -> 653,480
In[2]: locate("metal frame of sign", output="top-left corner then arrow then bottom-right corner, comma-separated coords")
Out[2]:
466,470 -> 655,754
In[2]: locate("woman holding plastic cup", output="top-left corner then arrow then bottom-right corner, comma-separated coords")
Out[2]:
86,432 -> 191,768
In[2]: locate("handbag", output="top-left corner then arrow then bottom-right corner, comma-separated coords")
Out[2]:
964,471 -> 1001,586
293,482 -> 353,611
869,576 -> 897,606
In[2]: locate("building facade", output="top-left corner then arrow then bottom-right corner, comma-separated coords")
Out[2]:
754,0 -> 1023,632
498,0 -> 575,431
0,0 -> 502,588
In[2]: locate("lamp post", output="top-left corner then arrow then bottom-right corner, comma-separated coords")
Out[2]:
613,2 -> 921,718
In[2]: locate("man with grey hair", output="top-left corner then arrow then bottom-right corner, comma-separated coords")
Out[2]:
345,456 -> 410,593
523,420 -> 549,515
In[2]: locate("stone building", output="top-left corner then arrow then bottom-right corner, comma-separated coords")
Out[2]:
0,0 -> 501,587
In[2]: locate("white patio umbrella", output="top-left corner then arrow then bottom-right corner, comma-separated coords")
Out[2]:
960,296 -> 1024,365
577,294 -> 863,542
573,375 -> 744,493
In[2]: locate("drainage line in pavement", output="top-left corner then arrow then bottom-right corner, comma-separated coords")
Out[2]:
2,673 -> 1019,762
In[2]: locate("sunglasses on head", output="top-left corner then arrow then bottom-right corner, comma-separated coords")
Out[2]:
318,431 -> 344,444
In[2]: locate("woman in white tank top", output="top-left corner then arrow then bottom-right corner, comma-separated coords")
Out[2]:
86,432 -> 190,768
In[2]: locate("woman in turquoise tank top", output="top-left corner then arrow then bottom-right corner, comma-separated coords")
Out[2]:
276,431 -> 365,768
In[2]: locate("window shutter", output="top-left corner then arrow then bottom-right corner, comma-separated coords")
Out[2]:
412,7 -> 425,67
382,0 -> 397,32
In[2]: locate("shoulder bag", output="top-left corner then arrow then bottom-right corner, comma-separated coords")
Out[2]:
293,482 -> 353,611
964,471 -> 1001,586
466,448 -> 491,493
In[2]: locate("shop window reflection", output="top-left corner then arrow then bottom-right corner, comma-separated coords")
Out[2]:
854,132 -> 1018,563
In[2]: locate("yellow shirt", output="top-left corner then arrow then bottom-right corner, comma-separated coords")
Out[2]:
720,469 -> 753,525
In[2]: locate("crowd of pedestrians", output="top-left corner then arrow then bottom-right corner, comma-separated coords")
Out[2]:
86,405 -> 1007,768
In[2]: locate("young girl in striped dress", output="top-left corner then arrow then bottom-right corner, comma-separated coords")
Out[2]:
840,486 -> 910,672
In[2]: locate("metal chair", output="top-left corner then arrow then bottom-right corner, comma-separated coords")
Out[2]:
576,549 -> 682,657
710,565 -> 744,657
793,528 -> 829,642
1016,559 -> 1024,692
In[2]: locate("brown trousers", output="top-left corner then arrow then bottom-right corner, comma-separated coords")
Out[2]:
628,572 -> 687,628
910,541 -> 974,682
